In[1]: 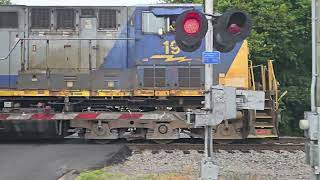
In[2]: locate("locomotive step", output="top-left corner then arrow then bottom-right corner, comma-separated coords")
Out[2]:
255,124 -> 275,128
247,134 -> 278,138
256,114 -> 273,119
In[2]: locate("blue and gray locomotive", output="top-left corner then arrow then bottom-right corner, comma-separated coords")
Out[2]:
0,4 -> 279,142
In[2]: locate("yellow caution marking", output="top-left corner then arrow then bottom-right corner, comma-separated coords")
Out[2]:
0,89 -> 204,97
151,55 -> 192,63
134,90 -> 155,96
97,90 -> 131,97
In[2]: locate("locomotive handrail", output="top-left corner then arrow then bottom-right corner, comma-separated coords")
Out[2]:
20,38 -> 136,40
0,37 -> 136,61
0,39 -> 21,61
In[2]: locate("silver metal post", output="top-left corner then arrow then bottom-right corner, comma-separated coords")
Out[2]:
204,0 -> 214,158
312,0 -> 317,112
200,0 -> 219,179
308,0 -> 320,179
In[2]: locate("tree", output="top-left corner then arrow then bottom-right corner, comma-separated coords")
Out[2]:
166,0 -> 312,135
0,0 -> 10,5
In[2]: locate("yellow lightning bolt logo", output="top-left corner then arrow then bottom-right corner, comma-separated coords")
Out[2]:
150,55 -> 192,63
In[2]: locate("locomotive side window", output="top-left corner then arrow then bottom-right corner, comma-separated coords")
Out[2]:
31,8 -> 50,29
0,12 -> 18,28
57,9 -> 75,29
142,12 -> 165,34
81,9 -> 95,17
99,9 -> 117,29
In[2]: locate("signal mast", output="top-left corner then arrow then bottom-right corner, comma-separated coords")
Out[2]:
174,1 -> 252,179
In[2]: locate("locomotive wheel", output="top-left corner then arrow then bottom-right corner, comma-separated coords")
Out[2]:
152,139 -> 175,144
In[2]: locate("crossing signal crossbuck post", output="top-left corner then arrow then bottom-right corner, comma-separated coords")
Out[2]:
175,9 -> 252,53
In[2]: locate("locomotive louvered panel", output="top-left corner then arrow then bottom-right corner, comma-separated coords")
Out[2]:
81,9 -> 95,16
155,68 -> 165,77
144,68 -> 154,77
178,68 -> 189,77
190,68 -> 201,87
190,68 -> 200,77
99,9 -> 117,29
143,68 -> 154,87
178,68 -> 190,87
0,12 -> 18,28
155,78 -> 165,87
178,68 -> 201,88
143,78 -> 154,87
155,68 -> 165,87
179,78 -> 189,87
143,68 -> 166,87
31,8 -> 50,29
190,77 -> 201,87
57,9 -> 75,29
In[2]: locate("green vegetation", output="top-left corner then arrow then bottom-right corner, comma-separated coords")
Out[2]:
166,0 -> 311,136
76,169 -> 191,180
76,169 -> 127,180
0,0 -> 10,5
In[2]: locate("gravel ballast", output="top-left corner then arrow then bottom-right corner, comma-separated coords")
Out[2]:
106,150 -> 312,180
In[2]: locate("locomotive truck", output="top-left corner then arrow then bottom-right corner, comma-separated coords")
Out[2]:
0,4 -> 280,143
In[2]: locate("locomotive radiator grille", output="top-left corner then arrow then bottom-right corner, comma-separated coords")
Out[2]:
99,9 -> 117,29
31,8 -> 50,29
143,68 -> 166,88
178,68 -> 201,88
57,9 -> 75,29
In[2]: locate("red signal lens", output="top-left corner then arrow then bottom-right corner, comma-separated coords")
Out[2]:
228,24 -> 241,35
184,19 -> 200,34
183,12 -> 201,35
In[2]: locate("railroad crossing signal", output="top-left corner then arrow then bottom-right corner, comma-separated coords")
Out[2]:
213,9 -> 252,52
175,10 -> 208,52
175,9 -> 252,53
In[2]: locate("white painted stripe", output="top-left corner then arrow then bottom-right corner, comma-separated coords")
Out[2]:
53,113 -> 78,120
8,114 -> 33,120
96,113 -> 122,120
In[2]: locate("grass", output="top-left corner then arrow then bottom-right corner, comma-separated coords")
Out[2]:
76,169 -> 193,180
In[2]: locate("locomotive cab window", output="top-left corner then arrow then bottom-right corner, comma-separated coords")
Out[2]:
31,8 -> 50,29
142,12 -> 166,34
167,16 -> 177,32
57,9 -> 75,29
99,9 -> 117,29
0,12 -> 18,28
142,12 -> 177,34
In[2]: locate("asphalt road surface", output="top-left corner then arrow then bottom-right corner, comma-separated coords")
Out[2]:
0,142 -> 125,180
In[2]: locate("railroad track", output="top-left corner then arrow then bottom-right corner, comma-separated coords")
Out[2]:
127,143 -> 305,152
0,137 -> 307,153
127,137 -> 306,152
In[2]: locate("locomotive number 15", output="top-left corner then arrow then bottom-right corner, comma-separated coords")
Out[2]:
163,40 -> 181,55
